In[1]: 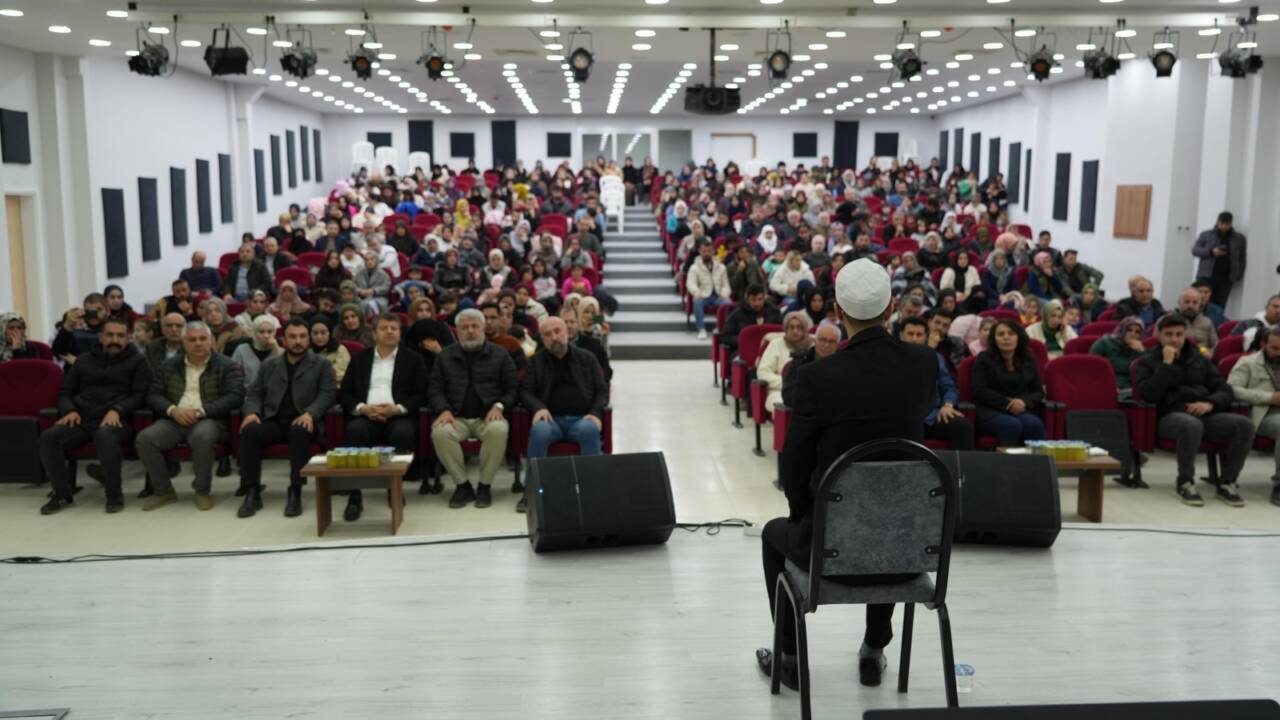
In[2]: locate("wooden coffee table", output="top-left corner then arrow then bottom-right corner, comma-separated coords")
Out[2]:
300,458 -> 412,536
999,449 -> 1122,523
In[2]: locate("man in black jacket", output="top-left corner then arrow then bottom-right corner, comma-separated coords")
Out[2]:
1134,313 -> 1254,507
517,317 -> 609,512
719,286 -> 782,354
237,319 -> 338,519
758,258 -> 938,691
339,313 -> 427,521
1111,275 -> 1166,329
429,308 -> 519,510
220,243 -> 272,301
38,317 -> 151,515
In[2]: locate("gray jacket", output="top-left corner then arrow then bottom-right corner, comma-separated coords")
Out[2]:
1192,228 -> 1247,284
242,350 -> 337,421
1227,350 -> 1279,429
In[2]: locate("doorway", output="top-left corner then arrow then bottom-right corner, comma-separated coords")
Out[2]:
4,195 -> 27,320
658,129 -> 692,173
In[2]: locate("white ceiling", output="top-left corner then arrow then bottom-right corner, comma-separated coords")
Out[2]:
1,0 -> 1276,117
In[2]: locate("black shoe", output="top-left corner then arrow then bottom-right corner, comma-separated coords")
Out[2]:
1114,474 -> 1149,489
755,648 -> 799,691
40,496 -> 73,515
215,456 -> 231,478
511,478 -> 525,494
1215,482 -> 1246,507
448,481 -> 476,508
137,478 -> 154,499
516,495 -> 528,513
419,476 -> 445,495
237,486 -> 263,518
105,494 -> 124,514
475,483 -> 493,509
344,492 -> 364,522
859,653 -> 888,687
1271,486 -> 1280,507
284,485 -> 303,517
1177,480 -> 1204,507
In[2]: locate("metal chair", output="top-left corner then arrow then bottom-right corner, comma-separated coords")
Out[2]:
771,439 -> 960,719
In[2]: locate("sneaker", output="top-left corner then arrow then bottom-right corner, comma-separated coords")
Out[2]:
1176,481 -> 1204,507
697,329 -> 708,340
194,494 -> 214,511
475,483 -> 493,509
142,493 -> 178,511
40,496 -> 73,515
448,481 -> 476,509
1215,483 -> 1246,507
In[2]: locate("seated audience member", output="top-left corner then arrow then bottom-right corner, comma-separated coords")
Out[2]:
310,288 -> 341,322
1023,251 -> 1071,301
802,235 -> 830,271
891,252 -> 935,300
339,244 -> 365,275
53,294 -> 110,362
1019,295 -> 1042,327
1090,317 -> 1145,400
1063,304 -> 1084,334
780,323 -> 841,408
890,295 -> 925,336
1227,327 -> 1280,506
1077,283 -> 1109,323
147,313 -> 188,368
37,317 -> 150,515
1024,299 -> 1077,359
233,291 -> 271,334
336,305 -> 375,348
899,316 -> 975,450
103,285 -> 135,325
480,302 -> 529,371
261,237 -> 293,279
1112,275 -> 1165,328
1061,250 -> 1104,296
236,318 -> 338,519
155,279 -> 197,321
179,251 -> 223,294
948,315 -> 994,365
201,298 -> 243,354
354,251 -> 392,315
561,263 -> 594,299
720,285 -> 783,355
412,237 -> 445,269
1034,230 -> 1062,267
1135,313 -> 1254,507
770,250 -> 815,307
517,316 -> 609,512
687,242 -> 733,340
1191,280 -> 1227,329
429,309 -> 519,511
268,280 -> 312,321
231,314 -> 282,388
339,313 -> 428,521
577,297 -> 609,355
1232,293 -> 1280,350
404,318 -> 454,380
136,322 -> 245,511
513,284 -> 548,322
1,313 -> 41,362
916,232 -> 947,271
757,311 -> 815,412
315,220 -> 346,255
310,316 -> 350,383
266,212 -> 295,243
433,249 -> 473,305
221,243 -> 272,302
562,307 -> 612,382
939,251 -> 981,306
981,250 -> 1017,298
971,320 -> 1046,445
481,249 -> 517,290
726,244 -> 767,300
1176,286 -> 1218,351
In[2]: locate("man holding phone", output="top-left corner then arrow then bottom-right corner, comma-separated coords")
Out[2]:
1193,211 -> 1247,309
51,293 -> 110,364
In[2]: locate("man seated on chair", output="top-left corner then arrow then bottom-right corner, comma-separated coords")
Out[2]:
338,312 -> 427,522
38,317 -> 151,515
757,311 -> 815,414
517,316 -> 609,513
236,318 -> 337,519
136,321 -> 245,512
759,258 -> 938,691
1228,327 -> 1280,508
898,317 -> 975,451
429,308 -> 519,510
221,242 -> 272,302
1134,312 -> 1254,508
719,285 -> 782,355
687,241 -> 733,341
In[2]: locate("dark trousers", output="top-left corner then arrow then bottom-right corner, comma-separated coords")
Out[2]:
762,517 -> 895,654
344,415 -> 418,503
38,423 -> 134,499
1210,277 -> 1233,309
923,417 -> 975,451
238,417 -> 316,490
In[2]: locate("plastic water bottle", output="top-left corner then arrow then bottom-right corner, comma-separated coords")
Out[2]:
954,664 -> 975,693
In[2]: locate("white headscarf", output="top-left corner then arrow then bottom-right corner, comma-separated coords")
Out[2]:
757,224 -> 778,254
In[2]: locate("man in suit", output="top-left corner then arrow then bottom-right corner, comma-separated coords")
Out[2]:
221,242 -> 272,302
338,312 -> 427,521
236,318 -> 338,518
758,258 -> 938,691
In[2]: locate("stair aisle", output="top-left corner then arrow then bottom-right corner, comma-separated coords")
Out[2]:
603,205 -> 711,360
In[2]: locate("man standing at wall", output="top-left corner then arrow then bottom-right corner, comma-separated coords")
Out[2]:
1192,211 -> 1247,309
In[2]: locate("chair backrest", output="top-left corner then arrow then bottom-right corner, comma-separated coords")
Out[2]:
1027,338 -> 1049,375
1045,355 -> 1117,410
875,250 -> 898,266
560,266 -> 602,287
218,252 -> 239,276
26,340 -> 53,360
414,212 -> 442,228
374,146 -> 399,174
887,238 -> 919,256
1098,305 -> 1117,321
1219,318 -> 1241,336
1063,335 -> 1101,355
296,251 -> 327,272
274,266 -> 313,291
1010,223 -> 1033,239
406,151 -> 431,175
1218,352 -> 1245,377
956,355 -> 976,403
1213,334 -> 1245,363
1014,265 -> 1030,289
483,170 -> 500,189
0,359 -> 63,416
351,141 -> 375,171
930,267 -> 945,287
1081,321 -> 1118,336
810,439 -> 956,606
736,323 -> 782,367
339,340 -> 366,357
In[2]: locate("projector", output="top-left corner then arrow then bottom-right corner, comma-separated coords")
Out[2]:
684,85 -> 741,115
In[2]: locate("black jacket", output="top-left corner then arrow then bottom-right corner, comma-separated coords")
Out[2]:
145,338 -> 184,369
243,350 -> 337,421
575,333 -> 612,382
57,343 -> 151,422
1112,297 -> 1166,325
520,345 -> 609,420
339,346 -> 428,417
1134,342 -> 1233,417
780,327 -> 937,565
427,342 -> 519,417
220,260 -> 272,299
970,350 -> 1044,421
719,301 -> 783,351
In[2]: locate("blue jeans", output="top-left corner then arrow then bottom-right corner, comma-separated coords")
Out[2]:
692,294 -> 730,331
977,412 -> 1045,445
527,415 -> 602,459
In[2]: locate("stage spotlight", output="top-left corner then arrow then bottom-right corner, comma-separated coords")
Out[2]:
349,48 -> 376,79
1150,49 -> 1177,77
1082,49 -> 1120,79
1219,49 -> 1263,78
1027,46 -> 1056,82
891,49 -> 923,80
569,47 -> 593,82
281,46 -> 317,79
418,49 -> 446,80
204,26 -> 249,76
128,41 -> 170,76
767,49 -> 791,79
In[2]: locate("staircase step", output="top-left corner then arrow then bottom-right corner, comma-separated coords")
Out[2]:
603,240 -> 663,250
607,331 -> 713,360
607,279 -> 677,294
608,253 -> 669,264
603,263 -> 670,273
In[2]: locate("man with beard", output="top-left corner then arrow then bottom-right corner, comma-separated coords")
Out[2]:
1228,327 -> 1280,506
1175,287 -> 1218,351
38,317 -> 151,515
236,319 -> 338,519
1192,211 -> 1247,309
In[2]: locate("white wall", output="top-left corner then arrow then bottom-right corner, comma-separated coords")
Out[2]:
246,95 -> 328,232
0,44 -> 46,331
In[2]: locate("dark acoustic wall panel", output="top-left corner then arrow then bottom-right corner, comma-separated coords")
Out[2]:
1024,149 -> 1033,212
367,132 -> 392,149
491,120 -> 516,167
300,125 -> 311,182
285,130 -> 297,189
217,153 -> 232,223
137,177 -> 160,262
989,137 -> 1001,180
1079,160 -> 1100,232
101,188 -> 129,279
833,120 -> 859,170
195,158 -> 213,233
970,132 -> 982,179
253,149 -> 267,213
939,130 -> 949,169
450,132 -> 475,159
313,128 -> 322,182
793,132 -> 818,157
1053,152 -> 1071,221
1008,142 -> 1022,205
874,132 -> 899,158
953,128 -> 964,169
408,120 -> 434,155
269,135 -> 282,196
169,167 -> 188,247
0,108 -> 32,164
547,132 -> 571,158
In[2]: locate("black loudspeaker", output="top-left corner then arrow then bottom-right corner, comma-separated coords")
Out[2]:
935,451 -> 1061,548
0,418 -> 43,483
865,699 -> 1280,719
526,452 -> 676,553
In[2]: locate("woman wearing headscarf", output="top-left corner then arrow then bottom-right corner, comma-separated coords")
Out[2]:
981,249 -> 1015,298
1024,299 -> 1077,358
481,248 -> 516,290
404,317 -> 454,377
334,303 -> 376,347
201,298 -> 244,354
309,314 -> 350,383
939,250 -> 982,305
892,251 -> 935,301
916,232 -> 947,271
453,197 -> 472,232
230,314 -> 282,387
268,280 -> 313,321
1078,283 -> 1109,323
796,283 -> 826,326
1090,317 -> 1145,399
387,222 -> 416,257
314,250 -> 349,293
510,219 -> 532,256
0,313 -> 40,362
353,251 -> 392,315
755,224 -> 779,256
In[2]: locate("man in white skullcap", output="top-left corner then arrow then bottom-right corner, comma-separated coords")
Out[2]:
757,257 -> 941,692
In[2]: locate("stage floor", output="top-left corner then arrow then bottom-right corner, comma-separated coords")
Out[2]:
1,525 -> 1278,719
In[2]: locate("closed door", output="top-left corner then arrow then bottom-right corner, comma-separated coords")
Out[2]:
658,129 -> 692,173
709,133 -> 755,167
5,195 -> 27,320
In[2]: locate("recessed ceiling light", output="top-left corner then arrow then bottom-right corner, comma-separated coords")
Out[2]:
760,0 -> 783,4
147,26 -> 168,34
955,52 -> 973,61
809,43 -> 828,51
714,54 -> 730,61
632,43 -> 652,51
945,61 -> 960,69
720,43 -> 738,51
0,8 -> 22,16
106,10 -> 128,18
252,68 -> 267,75
531,0 -> 554,3
540,29 -> 560,37
269,74 -> 282,81
925,68 -> 939,75
247,27 -> 269,36
984,42 -> 1004,50
1259,13 -> 1279,21
1014,28 -> 1037,37
377,53 -> 396,60
873,53 -> 891,61
793,54 -> 811,61
826,31 -> 846,38
88,38 -> 111,47
1237,40 -> 1258,49
920,30 -> 941,38
1099,0 -> 1123,3
1114,29 -> 1137,38
645,0 -> 669,4
180,39 -> 201,47
1198,27 -> 1221,36
49,25 -> 72,34
453,42 -> 472,49
873,0 -> 897,4
344,28 -> 365,36
635,29 -> 656,38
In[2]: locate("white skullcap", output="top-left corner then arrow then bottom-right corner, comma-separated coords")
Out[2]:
835,257 -> 892,321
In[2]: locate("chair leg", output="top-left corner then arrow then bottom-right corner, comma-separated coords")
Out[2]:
720,380 -> 728,406
1207,452 -> 1221,486
795,602 -> 812,720
898,602 -> 915,693
936,602 -> 959,708
753,422 -> 765,457
770,575 -> 786,695
733,398 -> 742,428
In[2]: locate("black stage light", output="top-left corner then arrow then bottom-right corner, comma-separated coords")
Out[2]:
128,41 -> 170,76
569,47 -> 593,83
1027,46 -> 1056,82
767,49 -> 791,79
418,50 -> 446,80
1218,50 -> 1264,78
205,45 -> 250,75
281,46 -> 317,79
1082,49 -> 1120,79
891,49 -> 923,80
349,48 -> 376,79
1150,49 -> 1177,77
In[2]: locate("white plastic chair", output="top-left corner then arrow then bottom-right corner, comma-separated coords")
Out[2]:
375,146 -> 400,176
407,151 -> 432,175
351,141 -> 375,173
601,184 -> 626,232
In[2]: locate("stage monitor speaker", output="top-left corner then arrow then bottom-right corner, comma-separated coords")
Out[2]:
865,698 -> 1280,719
525,452 -> 676,553
935,450 -> 1061,548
